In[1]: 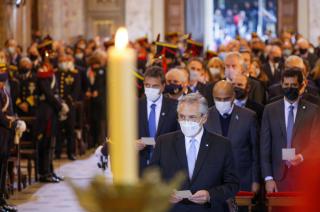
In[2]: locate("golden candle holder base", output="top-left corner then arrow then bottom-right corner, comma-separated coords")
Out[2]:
68,168 -> 185,212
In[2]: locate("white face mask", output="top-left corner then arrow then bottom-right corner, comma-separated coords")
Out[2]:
209,68 -> 220,76
179,120 -> 202,137
189,70 -> 200,82
224,68 -> 234,81
8,47 -> 15,55
215,100 -> 233,115
144,87 -> 161,102
67,62 -> 74,71
59,62 -> 68,71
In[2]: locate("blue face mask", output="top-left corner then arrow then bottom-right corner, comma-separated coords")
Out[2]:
164,84 -> 183,95
0,72 -> 8,82
218,52 -> 227,61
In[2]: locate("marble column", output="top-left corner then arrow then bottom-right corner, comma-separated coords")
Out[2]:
308,0 -> 320,45
125,0 -> 152,41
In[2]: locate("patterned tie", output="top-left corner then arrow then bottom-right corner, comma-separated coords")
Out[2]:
286,105 -> 294,148
187,138 -> 197,179
148,104 -> 157,137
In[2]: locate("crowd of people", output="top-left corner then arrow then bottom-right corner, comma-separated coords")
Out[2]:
0,29 -> 320,211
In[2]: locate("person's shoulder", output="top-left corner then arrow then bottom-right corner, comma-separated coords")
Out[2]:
163,95 -> 178,105
157,130 -> 182,143
235,105 -> 256,116
205,130 -> 230,147
300,98 -> 319,111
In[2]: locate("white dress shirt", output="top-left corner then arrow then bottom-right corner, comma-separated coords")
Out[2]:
234,98 -> 247,108
184,127 -> 204,161
147,94 -> 163,130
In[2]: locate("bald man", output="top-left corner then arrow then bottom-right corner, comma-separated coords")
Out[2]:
224,52 -> 266,104
205,80 -> 259,193
165,67 -> 190,100
268,56 -> 320,105
297,38 -> 318,69
262,45 -> 284,86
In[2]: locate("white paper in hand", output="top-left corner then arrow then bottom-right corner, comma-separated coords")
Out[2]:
282,148 -> 295,160
141,137 -> 156,145
175,190 -> 192,199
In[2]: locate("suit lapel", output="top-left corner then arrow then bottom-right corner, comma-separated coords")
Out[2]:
209,108 -> 222,134
191,130 -> 211,184
173,132 -> 188,174
156,97 -> 167,137
140,97 -> 149,136
227,106 -> 240,140
278,100 -> 287,143
292,100 -> 305,143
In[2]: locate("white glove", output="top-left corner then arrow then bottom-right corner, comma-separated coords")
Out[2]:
16,120 -> 27,133
14,120 -> 27,144
61,102 -> 70,114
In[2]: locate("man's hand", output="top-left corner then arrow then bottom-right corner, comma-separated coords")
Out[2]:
289,154 -> 303,166
170,193 -> 183,204
19,102 -> 29,112
251,182 -> 260,193
92,91 -> 98,98
136,139 -> 146,151
265,180 -> 278,193
85,91 -> 92,98
189,190 -> 210,204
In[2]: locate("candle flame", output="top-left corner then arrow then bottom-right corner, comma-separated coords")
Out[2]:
115,27 -> 128,49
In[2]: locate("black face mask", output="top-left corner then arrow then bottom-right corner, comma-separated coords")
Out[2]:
234,87 -> 247,100
252,48 -> 260,55
283,87 -> 300,101
20,67 -> 31,74
299,48 -> 308,55
29,54 -> 38,61
164,84 -> 183,95
273,57 -> 281,63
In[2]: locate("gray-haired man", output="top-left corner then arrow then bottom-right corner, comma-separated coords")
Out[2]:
150,93 -> 239,212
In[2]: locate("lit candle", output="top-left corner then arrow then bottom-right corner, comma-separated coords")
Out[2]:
107,27 -> 138,184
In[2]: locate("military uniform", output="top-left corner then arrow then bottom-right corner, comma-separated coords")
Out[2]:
55,68 -> 80,159
0,67 -> 18,211
15,69 -> 38,116
35,63 -> 63,182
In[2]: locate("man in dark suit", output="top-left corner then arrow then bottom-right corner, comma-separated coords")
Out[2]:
297,38 -> 318,69
262,45 -> 284,86
137,66 -> 179,172
232,74 -> 264,123
267,55 -> 320,105
205,80 -> 259,193
261,69 -> 320,192
151,93 -> 239,212
164,67 -> 190,100
224,52 -> 266,104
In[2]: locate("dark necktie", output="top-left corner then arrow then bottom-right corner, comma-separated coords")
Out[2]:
286,105 -> 294,148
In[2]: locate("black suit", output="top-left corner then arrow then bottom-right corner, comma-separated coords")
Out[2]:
260,99 -> 320,191
248,77 -> 266,104
262,61 -> 283,86
150,130 -> 239,212
138,96 -> 179,172
205,106 -> 259,191
245,99 -> 264,124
